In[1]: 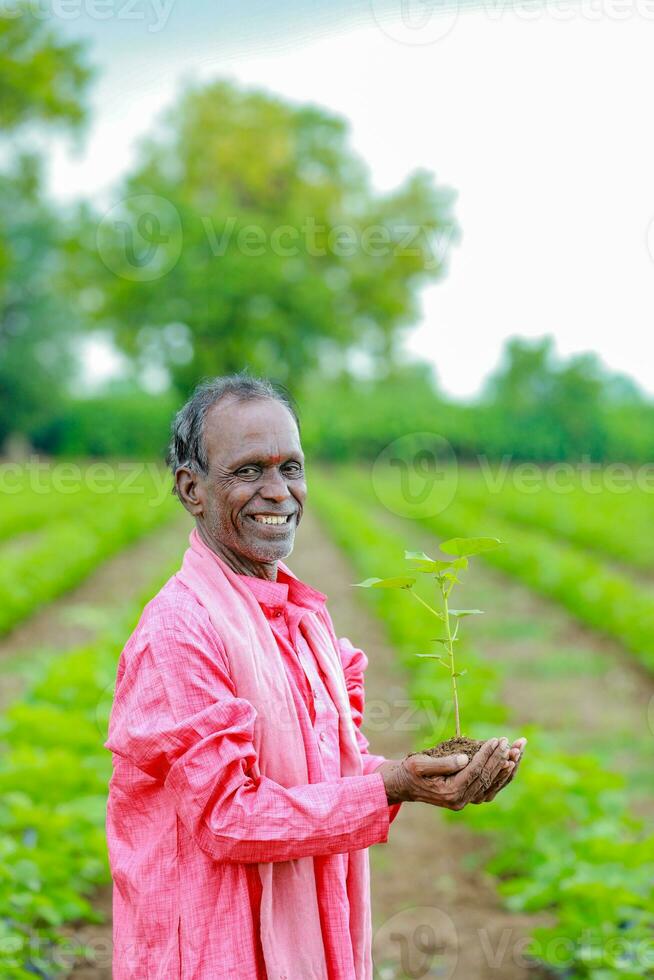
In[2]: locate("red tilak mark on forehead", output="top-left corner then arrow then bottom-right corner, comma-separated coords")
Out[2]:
268,455 -> 283,464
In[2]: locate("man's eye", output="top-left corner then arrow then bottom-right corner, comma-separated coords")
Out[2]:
283,462 -> 303,476
236,467 -> 260,479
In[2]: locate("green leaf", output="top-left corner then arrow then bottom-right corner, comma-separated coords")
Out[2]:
408,558 -> 456,573
353,576 -> 416,590
405,550 -> 456,573
449,609 -> 484,617
439,536 -> 502,557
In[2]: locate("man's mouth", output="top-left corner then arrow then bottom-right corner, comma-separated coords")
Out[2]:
248,514 -> 293,526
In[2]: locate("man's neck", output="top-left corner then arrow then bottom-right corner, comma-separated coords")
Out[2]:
196,525 -> 278,581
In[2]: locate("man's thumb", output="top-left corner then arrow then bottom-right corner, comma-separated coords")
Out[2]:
413,752 -> 469,777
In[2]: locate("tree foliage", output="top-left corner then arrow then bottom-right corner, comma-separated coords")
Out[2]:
0,7 -> 92,130
0,6 -> 92,447
71,80 -> 458,392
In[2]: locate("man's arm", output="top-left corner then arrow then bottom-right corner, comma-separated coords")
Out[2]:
105,616 -> 393,864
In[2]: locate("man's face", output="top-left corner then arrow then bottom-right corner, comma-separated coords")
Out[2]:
192,396 -> 306,565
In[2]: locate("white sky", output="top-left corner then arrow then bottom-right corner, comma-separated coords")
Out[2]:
46,2 -> 654,398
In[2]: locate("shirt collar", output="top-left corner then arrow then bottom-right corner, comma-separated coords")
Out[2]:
236,562 -> 327,612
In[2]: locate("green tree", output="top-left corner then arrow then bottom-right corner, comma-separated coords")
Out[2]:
72,80 -> 457,392
0,6 -> 92,447
482,336 -> 610,460
0,10 -> 91,129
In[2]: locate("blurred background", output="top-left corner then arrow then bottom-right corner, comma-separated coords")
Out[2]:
1,2 -> 653,978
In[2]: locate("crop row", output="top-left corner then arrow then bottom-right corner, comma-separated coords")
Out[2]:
0,462 -> 174,545
357,466 -> 654,675
0,555 -> 183,978
0,486 -> 179,636
310,472 -> 654,979
454,466 -> 654,573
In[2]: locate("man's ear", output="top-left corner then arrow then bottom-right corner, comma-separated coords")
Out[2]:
175,466 -> 204,517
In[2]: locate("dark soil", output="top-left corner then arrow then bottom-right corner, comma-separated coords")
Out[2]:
412,735 -> 486,760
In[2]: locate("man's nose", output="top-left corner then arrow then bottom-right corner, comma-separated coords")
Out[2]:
259,469 -> 291,501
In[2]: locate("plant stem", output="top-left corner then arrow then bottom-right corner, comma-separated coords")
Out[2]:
441,583 -> 461,738
410,589 -> 442,620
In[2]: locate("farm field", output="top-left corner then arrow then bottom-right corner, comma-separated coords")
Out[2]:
0,463 -> 178,636
310,464 -> 654,978
0,461 -> 653,978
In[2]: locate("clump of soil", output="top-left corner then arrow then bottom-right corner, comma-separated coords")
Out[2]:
409,736 -> 486,761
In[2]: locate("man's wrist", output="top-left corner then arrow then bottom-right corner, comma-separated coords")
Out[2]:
374,760 -> 406,805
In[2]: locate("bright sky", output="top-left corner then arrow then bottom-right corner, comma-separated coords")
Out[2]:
46,0 -> 654,398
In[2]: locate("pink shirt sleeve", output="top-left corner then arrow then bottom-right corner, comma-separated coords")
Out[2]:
337,636 -> 402,825
105,607 -> 392,864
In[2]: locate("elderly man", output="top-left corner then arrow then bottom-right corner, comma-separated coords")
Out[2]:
104,373 -> 525,980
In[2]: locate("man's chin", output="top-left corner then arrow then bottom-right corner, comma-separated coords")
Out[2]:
242,532 -> 296,564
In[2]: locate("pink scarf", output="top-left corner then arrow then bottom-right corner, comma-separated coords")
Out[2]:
176,528 -> 371,979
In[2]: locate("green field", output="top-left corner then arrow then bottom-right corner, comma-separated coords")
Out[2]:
1,461 -> 653,978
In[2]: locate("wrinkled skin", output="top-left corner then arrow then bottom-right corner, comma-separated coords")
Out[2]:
175,396 -> 306,581
377,737 -> 527,808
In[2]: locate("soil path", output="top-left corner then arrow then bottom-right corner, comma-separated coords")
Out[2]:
0,515 -> 192,711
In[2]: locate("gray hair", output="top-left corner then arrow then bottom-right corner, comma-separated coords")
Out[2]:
166,372 -> 301,496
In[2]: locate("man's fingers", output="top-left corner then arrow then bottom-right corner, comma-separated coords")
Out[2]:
481,741 -> 526,801
410,752 -> 470,778
461,739 -> 509,800
481,762 -> 516,801
445,739 -> 498,798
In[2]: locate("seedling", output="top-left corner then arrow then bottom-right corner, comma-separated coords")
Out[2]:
354,535 -> 502,760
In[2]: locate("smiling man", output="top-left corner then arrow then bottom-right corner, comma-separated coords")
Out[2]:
104,373 -> 525,980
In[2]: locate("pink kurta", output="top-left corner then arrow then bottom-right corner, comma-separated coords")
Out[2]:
104,554 -> 400,979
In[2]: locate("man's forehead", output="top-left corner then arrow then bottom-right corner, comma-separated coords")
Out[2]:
204,397 -> 302,462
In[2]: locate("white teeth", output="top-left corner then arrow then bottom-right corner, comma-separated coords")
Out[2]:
253,515 -> 289,525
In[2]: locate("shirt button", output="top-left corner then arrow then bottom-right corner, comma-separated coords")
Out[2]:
319,732 -> 327,742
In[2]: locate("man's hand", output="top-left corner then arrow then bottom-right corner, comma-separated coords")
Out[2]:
470,737 -> 526,803
380,738 -> 515,811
